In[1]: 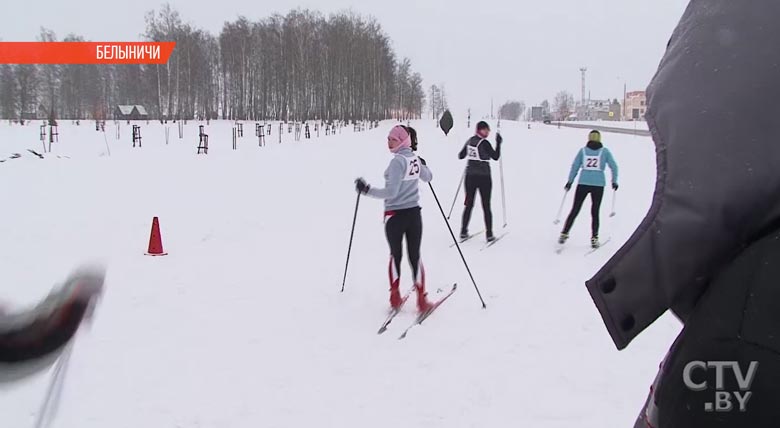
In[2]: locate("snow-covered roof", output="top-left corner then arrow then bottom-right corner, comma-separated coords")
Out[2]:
117,105 -> 135,115
116,105 -> 148,116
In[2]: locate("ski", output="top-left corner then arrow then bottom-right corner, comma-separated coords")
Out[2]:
585,237 -> 612,256
449,230 -> 484,247
377,289 -> 413,335
0,153 -> 21,163
398,283 -> 457,340
480,232 -> 509,251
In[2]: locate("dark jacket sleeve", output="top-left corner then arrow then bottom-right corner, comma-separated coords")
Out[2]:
458,142 -> 468,160
642,226 -> 780,427
479,140 -> 501,160
480,140 -> 500,160
0,266 -> 104,384
585,0 -> 780,350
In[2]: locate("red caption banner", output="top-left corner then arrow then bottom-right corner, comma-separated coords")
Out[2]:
0,42 -> 176,64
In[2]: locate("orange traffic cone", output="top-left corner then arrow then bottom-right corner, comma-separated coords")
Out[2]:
145,217 -> 168,256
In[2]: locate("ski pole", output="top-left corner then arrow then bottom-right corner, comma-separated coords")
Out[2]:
499,155 -> 507,228
341,192 -> 361,292
610,190 -> 617,218
446,168 -> 466,220
35,343 -> 74,428
102,128 -> 111,157
553,190 -> 569,225
496,127 -> 507,228
429,182 -> 487,309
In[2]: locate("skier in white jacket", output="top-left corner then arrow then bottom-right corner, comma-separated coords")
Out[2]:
355,125 -> 434,313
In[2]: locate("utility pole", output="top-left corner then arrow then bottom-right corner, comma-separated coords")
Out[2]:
623,82 -> 627,121
580,67 -> 587,120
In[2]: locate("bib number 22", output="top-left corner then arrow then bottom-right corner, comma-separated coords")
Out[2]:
584,156 -> 600,169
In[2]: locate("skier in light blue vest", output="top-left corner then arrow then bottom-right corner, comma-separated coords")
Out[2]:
559,130 -> 619,248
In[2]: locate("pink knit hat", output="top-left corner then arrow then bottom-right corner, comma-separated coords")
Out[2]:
387,125 -> 411,153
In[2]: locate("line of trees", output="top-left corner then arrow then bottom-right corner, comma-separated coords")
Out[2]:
0,5 -> 427,122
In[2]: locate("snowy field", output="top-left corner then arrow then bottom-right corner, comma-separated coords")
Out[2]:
0,117 -> 680,427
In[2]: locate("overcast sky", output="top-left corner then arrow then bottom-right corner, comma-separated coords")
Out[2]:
2,0 -> 689,117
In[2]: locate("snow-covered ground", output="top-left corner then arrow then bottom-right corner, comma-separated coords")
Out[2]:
576,120 -> 649,131
0,117 -> 679,427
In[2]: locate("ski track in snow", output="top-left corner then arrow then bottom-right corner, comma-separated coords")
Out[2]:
0,119 -> 679,427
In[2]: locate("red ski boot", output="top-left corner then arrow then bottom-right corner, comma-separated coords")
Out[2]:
415,282 -> 433,314
389,279 -> 403,310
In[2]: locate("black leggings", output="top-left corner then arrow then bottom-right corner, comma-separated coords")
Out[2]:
563,185 -> 604,237
385,207 -> 423,284
462,174 -> 493,235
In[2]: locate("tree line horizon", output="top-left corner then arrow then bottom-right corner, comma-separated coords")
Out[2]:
0,5 -> 429,122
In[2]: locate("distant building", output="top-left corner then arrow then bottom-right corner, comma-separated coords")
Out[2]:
594,100 -> 622,121
576,99 -> 622,121
114,105 -> 149,121
623,91 -> 647,121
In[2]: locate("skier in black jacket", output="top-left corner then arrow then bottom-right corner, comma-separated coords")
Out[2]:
458,121 -> 502,242
584,2 -> 780,427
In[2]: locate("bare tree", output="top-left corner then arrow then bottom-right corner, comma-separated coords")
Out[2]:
553,91 -> 574,120
0,65 -> 17,119
429,84 -> 448,119
37,28 -> 60,121
540,99 -> 550,115
16,65 -> 38,119
498,100 -> 526,121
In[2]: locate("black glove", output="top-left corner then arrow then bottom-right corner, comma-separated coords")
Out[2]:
496,133 -> 503,145
355,178 -> 370,194
612,183 -> 619,191
418,157 -> 427,166
565,182 -> 572,191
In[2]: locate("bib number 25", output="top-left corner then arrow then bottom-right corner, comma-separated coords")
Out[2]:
408,158 -> 420,177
